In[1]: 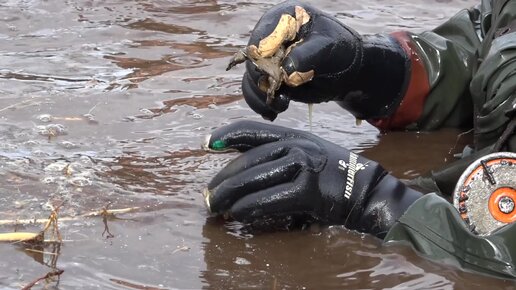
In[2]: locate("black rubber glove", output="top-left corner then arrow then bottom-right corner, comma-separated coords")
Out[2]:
203,121 -> 423,238
242,1 -> 410,121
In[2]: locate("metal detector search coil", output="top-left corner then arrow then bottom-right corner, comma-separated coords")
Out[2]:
453,152 -> 516,236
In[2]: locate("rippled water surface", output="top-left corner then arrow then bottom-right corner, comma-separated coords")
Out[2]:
1,0 -> 515,289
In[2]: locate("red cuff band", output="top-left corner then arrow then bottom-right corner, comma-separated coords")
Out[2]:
368,31 -> 430,131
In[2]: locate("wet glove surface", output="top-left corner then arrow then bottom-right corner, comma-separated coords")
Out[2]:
204,121 -> 419,235
242,1 -> 408,121
242,0 -> 363,120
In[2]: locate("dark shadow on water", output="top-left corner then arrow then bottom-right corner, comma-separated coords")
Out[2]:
360,129 -> 473,179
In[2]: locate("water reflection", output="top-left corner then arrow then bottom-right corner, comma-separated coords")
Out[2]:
104,38 -> 235,89
100,149 -> 210,195
360,129 -> 473,179
138,0 -> 223,15
105,54 -> 208,89
133,94 -> 242,119
126,18 -> 202,35
201,217 -> 516,289
200,219 -> 457,289
0,71 -> 92,84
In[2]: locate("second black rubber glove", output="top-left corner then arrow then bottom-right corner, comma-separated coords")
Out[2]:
242,1 -> 409,121
204,121 -> 423,237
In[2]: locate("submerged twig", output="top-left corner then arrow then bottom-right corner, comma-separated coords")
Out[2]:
0,207 -> 140,226
0,232 -> 44,243
42,202 -> 64,242
101,203 -> 115,238
109,278 -> 167,290
0,206 -> 140,245
0,217 -> 75,226
0,202 -> 63,244
21,269 -> 64,290
83,207 -> 140,218
24,248 -> 59,256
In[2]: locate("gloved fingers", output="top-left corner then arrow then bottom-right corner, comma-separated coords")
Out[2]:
282,13 -> 359,77
279,13 -> 361,103
279,35 -> 332,103
208,148 -> 309,214
282,35 -> 325,76
205,120 -> 305,152
208,140 -> 292,189
229,171 -> 312,222
243,1 -> 329,110
242,71 -> 290,120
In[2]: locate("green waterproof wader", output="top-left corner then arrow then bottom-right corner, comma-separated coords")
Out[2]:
385,193 -> 516,279
385,0 -> 516,279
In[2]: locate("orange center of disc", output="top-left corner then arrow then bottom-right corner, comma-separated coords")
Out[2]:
489,187 -> 516,223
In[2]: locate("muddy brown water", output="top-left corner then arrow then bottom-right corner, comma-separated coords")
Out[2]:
0,0 -> 515,289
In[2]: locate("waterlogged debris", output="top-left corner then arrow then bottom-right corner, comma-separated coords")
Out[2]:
82,113 -> 99,124
37,124 -> 67,140
0,207 -> 140,226
99,205 -> 116,238
58,160 -> 79,175
78,155 -> 94,166
110,278 -> 167,290
44,161 -> 70,172
43,160 -> 94,186
191,113 -> 203,120
43,204 -> 63,242
37,114 -> 53,123
139,108 -> 154,115
37,113 -> 98,125
23,140 -> 40,147
227,6 -> 314,105
82,207 -> 141,217
0,232 -> 44,243
42,176 -> 58,184
57,117 -> 86,121
14,199 -> 32,209
234,257 -> 251,265
0,203 -> 62,244
68,176 -> 92,187
172,245 -> 190,254
59,140 -> 78,149
32,150 -> 50,157
21,269 -> 64,290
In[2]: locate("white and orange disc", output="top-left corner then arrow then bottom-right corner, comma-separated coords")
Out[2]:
453,152 -> 516,236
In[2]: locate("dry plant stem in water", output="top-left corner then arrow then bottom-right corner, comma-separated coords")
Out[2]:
0,207 -> 140,226
1,204 -> 138,288
0,206 -> 140,244
0,204 -> 63,244
0,232 -> 44,243
227,6 -> 314,105
21,269 -> 64,290
101,205 -> 115,238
